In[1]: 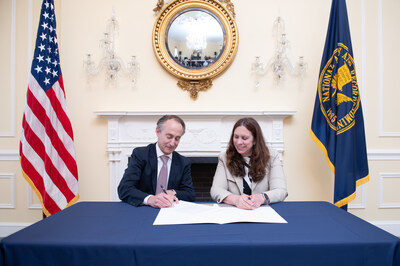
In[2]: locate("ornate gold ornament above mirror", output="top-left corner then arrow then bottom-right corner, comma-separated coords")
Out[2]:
152,0 -> 239,100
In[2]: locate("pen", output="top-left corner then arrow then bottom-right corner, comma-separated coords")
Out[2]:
160,185 -> 167,194
161,185 -> 176,203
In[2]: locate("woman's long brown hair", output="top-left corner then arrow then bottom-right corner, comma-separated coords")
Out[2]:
226,117 -> 270,182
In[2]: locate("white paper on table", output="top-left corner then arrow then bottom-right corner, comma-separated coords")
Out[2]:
153,201 -> 287,225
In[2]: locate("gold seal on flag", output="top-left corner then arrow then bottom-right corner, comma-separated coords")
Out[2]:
318,43 -> 360,134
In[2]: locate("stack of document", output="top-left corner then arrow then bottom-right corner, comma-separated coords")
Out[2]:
153,201 -> 287,225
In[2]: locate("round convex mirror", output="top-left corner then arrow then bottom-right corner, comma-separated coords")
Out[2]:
166,9 -> 225,70
152,0 -> 238,99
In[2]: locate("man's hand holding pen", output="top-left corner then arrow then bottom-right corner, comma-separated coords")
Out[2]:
147,185 -> 179,208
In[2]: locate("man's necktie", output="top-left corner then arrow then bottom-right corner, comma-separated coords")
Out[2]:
156,155 -> 169,194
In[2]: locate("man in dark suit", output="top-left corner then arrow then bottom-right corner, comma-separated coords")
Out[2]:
118,115 -> 195,208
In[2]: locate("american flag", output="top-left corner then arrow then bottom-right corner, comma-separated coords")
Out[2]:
20,0 -> 79,216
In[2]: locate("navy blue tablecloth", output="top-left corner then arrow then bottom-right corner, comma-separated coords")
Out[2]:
1,201 -> 399,266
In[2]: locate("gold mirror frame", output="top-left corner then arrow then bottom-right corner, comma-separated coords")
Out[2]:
152,0 -> 239,100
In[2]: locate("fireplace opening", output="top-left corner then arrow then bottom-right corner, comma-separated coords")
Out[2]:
126,156 -> 218,202
189,157 -> 217,202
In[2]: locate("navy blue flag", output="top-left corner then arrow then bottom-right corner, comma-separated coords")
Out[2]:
310,0 -> 369,210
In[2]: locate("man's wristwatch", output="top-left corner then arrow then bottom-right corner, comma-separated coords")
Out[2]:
263,193 -> 270,205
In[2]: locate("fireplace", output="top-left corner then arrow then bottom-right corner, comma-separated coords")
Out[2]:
95,111 -> 295,201
189,157 -> 218,202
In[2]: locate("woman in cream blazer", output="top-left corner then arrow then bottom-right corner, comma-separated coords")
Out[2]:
210,117 -> 288,209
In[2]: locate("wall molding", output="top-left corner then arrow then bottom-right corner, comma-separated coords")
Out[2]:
0,150 -> 19,161
28,0 -> 33,73
361,0 -> 367,108
0,222 -> 32,238
0,174 -> 15,209
379,173 -> 400,209
28,186 -> 42,209
348,183 -> 367,209
3,149 -> 399,162
368,150 -> 400,161
0,150 -> 41,209
0,0 -> 16,137
369,221 -> 400,237
378,0 -> 400,137
0,151 -> 18,209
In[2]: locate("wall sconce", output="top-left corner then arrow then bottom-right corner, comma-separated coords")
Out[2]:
252,16 -> 307,87
83,11 -> 140,86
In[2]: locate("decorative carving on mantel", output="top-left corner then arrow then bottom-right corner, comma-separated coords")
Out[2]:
94,111 -> 295,201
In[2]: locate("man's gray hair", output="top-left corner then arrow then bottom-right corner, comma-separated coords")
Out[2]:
156,115 -> 186,135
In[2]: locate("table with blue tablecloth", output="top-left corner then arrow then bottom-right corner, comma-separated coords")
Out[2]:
1,201 -> 399,266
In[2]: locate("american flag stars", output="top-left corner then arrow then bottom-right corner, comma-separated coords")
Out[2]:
32,0 -> 60,92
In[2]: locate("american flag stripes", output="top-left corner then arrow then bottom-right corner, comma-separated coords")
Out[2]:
20,0 -> 79,216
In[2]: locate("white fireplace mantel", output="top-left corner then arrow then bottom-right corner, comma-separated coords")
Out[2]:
94,111 -> 295,201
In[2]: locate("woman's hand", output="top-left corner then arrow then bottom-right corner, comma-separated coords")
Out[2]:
223,194 -> 255,210
223,193 -> 267,210
236,195 -> 256,209
249,194 -> 265,208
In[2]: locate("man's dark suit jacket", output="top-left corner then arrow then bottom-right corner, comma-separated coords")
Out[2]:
118,143 -> 196,206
